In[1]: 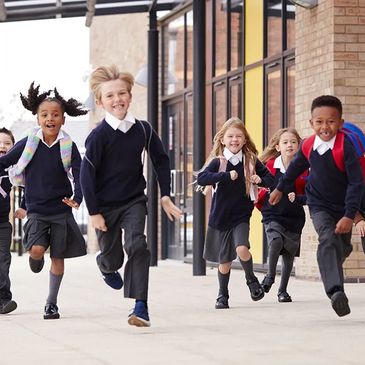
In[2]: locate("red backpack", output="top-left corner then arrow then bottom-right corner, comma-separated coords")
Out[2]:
301,122 -> 365,182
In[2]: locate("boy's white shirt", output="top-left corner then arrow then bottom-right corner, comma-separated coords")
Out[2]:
36,128 -> 65,148
313,135 -> 336,156
105,111 -> 136,133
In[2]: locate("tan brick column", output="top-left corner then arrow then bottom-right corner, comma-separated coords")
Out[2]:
295,0 -> 365,281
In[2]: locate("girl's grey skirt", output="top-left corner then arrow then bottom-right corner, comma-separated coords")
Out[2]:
23,212 -> 86,259
204,222 -> 250,264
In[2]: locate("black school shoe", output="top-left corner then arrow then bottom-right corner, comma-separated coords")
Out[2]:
44,303 -> 60,320
261,276 -> 275,293
246,278 -> 265,301
0,299 -> 17,314
331,291 -> 351,317
29,256 -> 44,273
278,291 -> 292,303
215,295 -> 229,309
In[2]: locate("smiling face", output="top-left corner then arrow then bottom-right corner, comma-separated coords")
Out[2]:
0,132 -> 14,157
37,100 -> 65,145
310,106 -> 344,142
275,131 -> 299,159
96,79 -> 132,120
221,126 -> 246,154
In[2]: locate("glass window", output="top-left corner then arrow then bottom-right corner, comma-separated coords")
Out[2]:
229,76 -> 242,119
186,11 -> 193,89
266,0 -> 282,57
206,0 -> 213,80
214,82 -> 227,133
230,0 -> 244,70
163,16 -> 185,95
267,69 -> 281,141
215,0 -> 227,77
287,64 -> 295,127
286,1 -> 295,50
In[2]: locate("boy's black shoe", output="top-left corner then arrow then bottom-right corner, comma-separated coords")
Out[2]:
331,291 -> 350,317
43,303 -> 60,320
247,278 -> 265,301
0,299 -> 17,314
29,256 -> 44,273
261,276 -> 275,293
101,271 -> 123,290
215,295 -> 229,309
278,291 -> 292,303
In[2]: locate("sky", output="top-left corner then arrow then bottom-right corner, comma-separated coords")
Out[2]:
0,17 -> 90,129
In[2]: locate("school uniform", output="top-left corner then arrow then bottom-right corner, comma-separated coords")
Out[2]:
197,149 -> 274,263
277,134 -> 363,296
0,129 -> 86,259
80,112 -> 171,300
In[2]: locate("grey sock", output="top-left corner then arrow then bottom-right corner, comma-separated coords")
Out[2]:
239,257 -> 256,282
278,252 -> 294,294
46,271 -> 63,305
218,270 -> 230,297
268,237 -> 284,279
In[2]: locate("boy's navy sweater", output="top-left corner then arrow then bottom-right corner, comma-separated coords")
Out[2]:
80,120 -> 171,215
0,171 -> 12,223
277,135 -> 363,220
261,169 -> 306,234
0,137 -> 82,215
197,158 -> 274,230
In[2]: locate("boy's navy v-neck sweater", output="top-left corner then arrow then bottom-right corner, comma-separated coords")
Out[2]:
0,171 -> 12,223
197,158 -> 274,230
277,135 -> 363,220
0,137 -> 82,215
80,120 -> 171,215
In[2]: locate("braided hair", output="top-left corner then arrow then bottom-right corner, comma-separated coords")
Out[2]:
20,82 -> 88,117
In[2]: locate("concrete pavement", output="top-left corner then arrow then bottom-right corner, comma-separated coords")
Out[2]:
1,253 -> 365,365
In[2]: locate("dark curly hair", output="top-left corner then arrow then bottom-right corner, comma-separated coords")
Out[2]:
20,82 -> 88,117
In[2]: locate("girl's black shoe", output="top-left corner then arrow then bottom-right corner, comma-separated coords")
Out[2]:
247,278 -> 265,301
44,303 -> 60,319
261,276 -> 274,293
215,295 -> 229,309
278,291 -> 292,303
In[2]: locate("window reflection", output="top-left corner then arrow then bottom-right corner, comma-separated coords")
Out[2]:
267,69 -> 281,141
214,83 -> 227,133
186,11 -> 193,88
286,1 -> 295,50
230,0 -> 243,70
287,65 -> 295,127
230,79 -> 242,119
266,0 -> 282,57
215,0 -> 227,76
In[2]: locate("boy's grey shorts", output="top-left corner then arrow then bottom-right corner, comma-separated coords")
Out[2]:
23,212 -> 86,259
204,222 -> 250,264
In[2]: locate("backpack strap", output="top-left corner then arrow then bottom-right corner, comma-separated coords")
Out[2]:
59,130 -> 73,179
218,156 -> 227,172
265,158 -> 276,175
331,131 -> 345,173
137,119 -> 153,166
301,134 -> 316,161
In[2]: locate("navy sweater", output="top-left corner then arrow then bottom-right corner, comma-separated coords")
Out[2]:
0,137 -> 82,215
197,158 -> 274,230
0,171 -> 12,223
261,169 -> 306,234
80,120 -> 171,215
277,135 -> 363,220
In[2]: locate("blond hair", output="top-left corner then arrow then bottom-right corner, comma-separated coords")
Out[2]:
199,117 -> 258,195
260,127 -> 302,164
89,65 -> 134,101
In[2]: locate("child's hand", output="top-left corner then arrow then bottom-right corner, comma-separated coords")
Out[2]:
62,197 -> 79,210
355,220 -> 365,237
335,217 -> 353,234
269,189 -> 283,205
14,208 -> 27,219
161,196 -> 183,221
90,214 -> 107,232
230,170 -> 238,180
250,174 -> 262,184
288,192 -> 295,203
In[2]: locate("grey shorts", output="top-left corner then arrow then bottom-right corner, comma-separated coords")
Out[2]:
23,212 -> 86,259
204,222 -> 250,264
264,221 -> 301,257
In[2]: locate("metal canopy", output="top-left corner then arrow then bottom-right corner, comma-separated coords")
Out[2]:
0,0 -> 182,23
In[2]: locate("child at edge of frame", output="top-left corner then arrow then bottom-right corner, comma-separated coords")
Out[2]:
80,64 -> 182,328
0,82 -> 88,320
269,95 -> 363,317
196,117 -> 274,309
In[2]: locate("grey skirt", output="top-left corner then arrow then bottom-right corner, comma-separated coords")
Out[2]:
264,221 -> 301,257
204,222 -> 250,264
23,212 -> 86,259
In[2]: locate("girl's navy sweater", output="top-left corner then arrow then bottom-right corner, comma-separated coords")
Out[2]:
197,157 -> 274,230
80,120 -> 171,215
277,136 -> 363,220
0,137 -> 82,215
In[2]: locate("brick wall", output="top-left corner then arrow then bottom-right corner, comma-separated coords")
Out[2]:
295,0 -> 365,281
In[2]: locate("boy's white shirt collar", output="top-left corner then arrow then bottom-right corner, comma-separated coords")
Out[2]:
274,155 -> 286,173
223,147 -> 243,166
36,127 -> 64,148
313,135 -> 336,155
105,111 -> 136,133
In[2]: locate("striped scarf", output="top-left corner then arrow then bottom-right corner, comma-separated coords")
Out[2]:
8,127 -> 73,187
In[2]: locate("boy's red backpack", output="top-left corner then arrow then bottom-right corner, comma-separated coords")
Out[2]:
301,122 -> 365,182
255,158 -> 308,211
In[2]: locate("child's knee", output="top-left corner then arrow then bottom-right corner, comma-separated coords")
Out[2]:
236,245 -> 249,256
30,245 -> 45,258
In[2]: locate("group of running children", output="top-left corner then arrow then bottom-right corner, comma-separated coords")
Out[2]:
0,64 -> 364,327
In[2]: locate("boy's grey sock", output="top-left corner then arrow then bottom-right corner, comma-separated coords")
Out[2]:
268,237 -> 284,279
46,272 -> 64,305
278,252 -> 294,294
218,270 -> 230,297
239,257 -> 256,282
